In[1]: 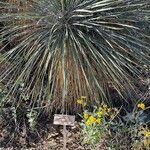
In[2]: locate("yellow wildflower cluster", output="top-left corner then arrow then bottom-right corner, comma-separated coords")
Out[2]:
83,112 -> 102,126
97,111 -> 103,118
144,131 -> 150,137
137,103 -> 145,109
97,104 -> 112,117
84,104 -> 113,126
143,130 -> 150,147
77,96 -> 86,107
141,128 -> 150,138
138,127 -> 150,147
96,118 -> 101,124
85,115 -> 97,126
83,112 -> 89,120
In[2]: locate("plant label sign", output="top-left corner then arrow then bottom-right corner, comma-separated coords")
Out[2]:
53,114 -> 75,150
53,114 -> 75,126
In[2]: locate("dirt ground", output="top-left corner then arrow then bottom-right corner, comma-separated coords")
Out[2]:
0,120 -> 97,150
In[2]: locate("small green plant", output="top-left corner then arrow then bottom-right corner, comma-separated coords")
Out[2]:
129,103 -> 150,150
78,97 -> 117,147
27,109 -> 38,131
108,102 -> 150,150
78,98 -> 150,149
132,125 -> 150,150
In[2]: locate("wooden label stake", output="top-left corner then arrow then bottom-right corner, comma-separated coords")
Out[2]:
53,114 -> 75,150
63,125 -> 67,150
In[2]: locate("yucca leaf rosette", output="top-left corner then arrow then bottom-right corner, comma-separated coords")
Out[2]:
0,0 -> 150,112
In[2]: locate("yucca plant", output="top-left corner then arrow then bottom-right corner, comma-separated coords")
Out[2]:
0,0 -> 150,113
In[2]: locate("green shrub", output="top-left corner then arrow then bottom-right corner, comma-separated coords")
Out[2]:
79,100 -> 150,149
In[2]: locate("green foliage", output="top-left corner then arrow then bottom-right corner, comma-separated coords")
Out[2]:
81,122 -> 107,147
0,0 -> 150,112
106,102 -> 150,150
79,101 -> 150,149
79,103 -> 116,147
26,109 -> 38,131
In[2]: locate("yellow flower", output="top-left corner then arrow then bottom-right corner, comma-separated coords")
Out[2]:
83,113 -> 89,120
98,107 -> 108,116
77,99 -> 83,104
77,96 -> 87,107
145,131 -> 150,137
89,116 -> 97,123
96,118 -> 101,124
81,96 -> 86,99
102,104 -> 108,108
85,119 -> 91,126
107,108 -> 111,112
85,116 -> 97,126
97,111 -> 102,118
139,128 -> 150,147
137,103 -> 145,109
143,138 -> 150,147
102,108 -> 107,115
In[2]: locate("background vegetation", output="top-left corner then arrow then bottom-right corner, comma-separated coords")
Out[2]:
0,0 -> 150,149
